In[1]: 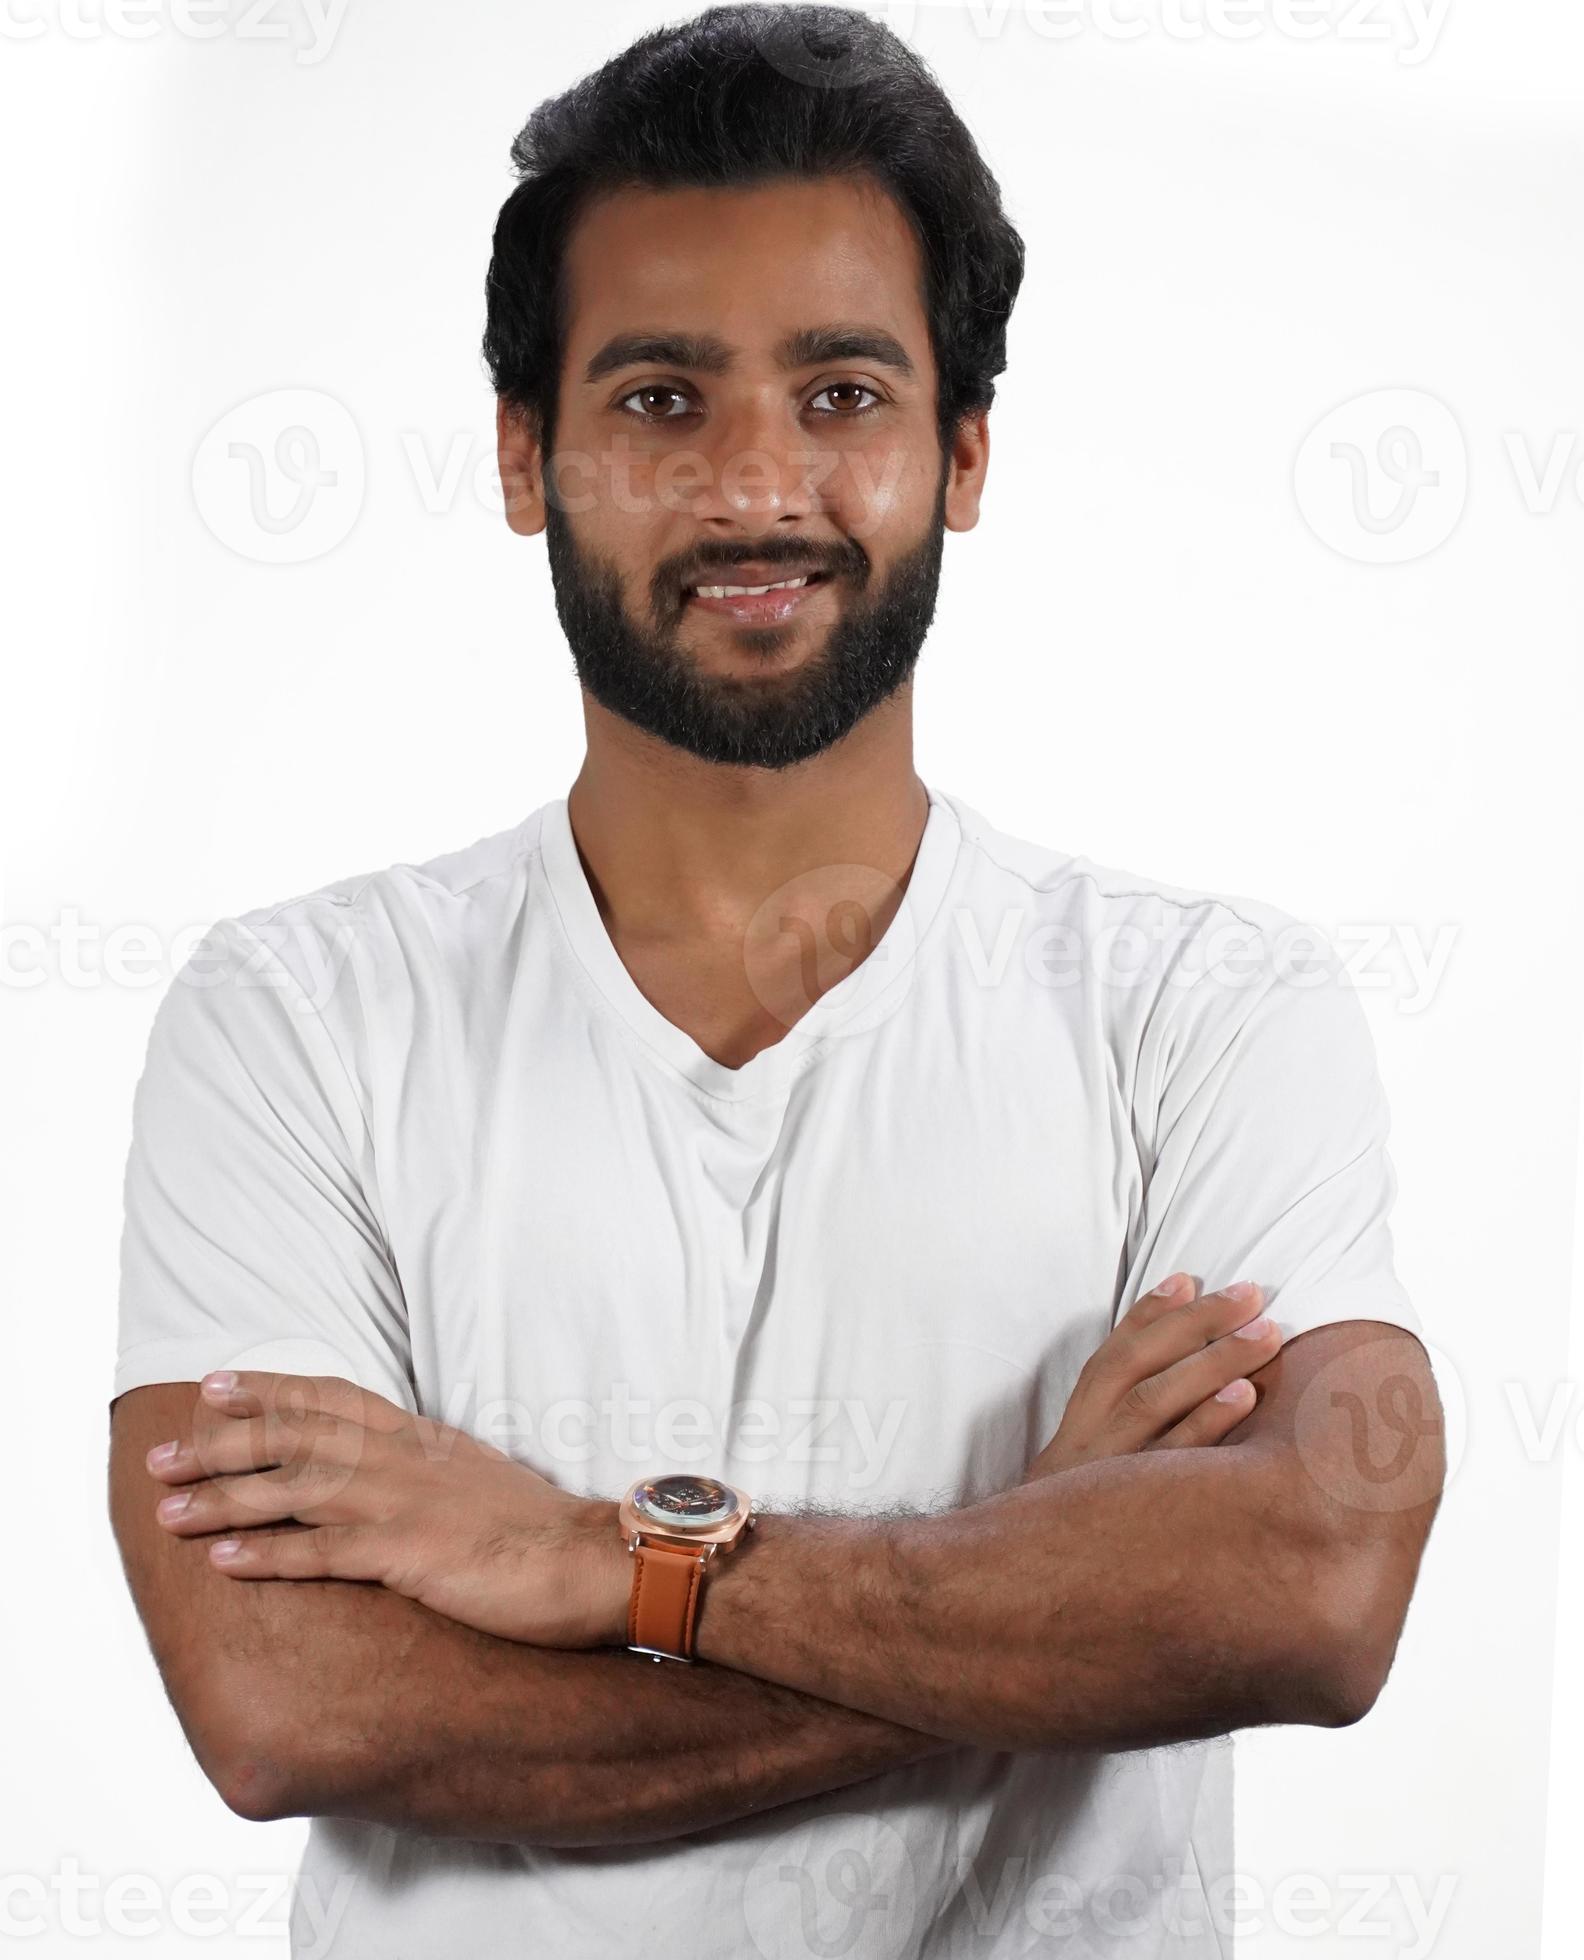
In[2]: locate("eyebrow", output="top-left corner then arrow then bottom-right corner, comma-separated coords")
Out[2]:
581,323 -> 917,386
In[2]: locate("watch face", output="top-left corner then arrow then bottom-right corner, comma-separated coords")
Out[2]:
630,1474 -> 738,1532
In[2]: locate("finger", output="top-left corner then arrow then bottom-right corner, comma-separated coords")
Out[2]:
1105,1309 -> 1278,1450
1177,1282 -> 1275,1345
1144,1314 -> 1284,1418
209,1523 -> 388,1584
147,1408 -> 364,1486
1098,1281 -> 1268,1388
1106,1310 -> 1283,1444
1119,1271 -> 1199,1329
153,1454 -> 363,1536
1147,1377 -> 1259,1450
196,1369 -> 362,1417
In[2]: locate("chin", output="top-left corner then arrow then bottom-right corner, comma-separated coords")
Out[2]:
685,626 -> 828,675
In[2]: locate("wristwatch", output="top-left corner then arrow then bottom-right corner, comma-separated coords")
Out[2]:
618,1473 -> 757,1663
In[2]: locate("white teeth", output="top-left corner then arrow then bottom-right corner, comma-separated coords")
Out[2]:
692,576 -> 813,599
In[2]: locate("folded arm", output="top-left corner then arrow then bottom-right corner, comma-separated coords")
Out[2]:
117,1275 -> 1278,1834
109,1381 -> 954,1840
687,1320 -> 1445,1750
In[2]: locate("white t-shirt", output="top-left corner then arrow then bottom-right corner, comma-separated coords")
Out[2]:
112,782 -> 1423,1959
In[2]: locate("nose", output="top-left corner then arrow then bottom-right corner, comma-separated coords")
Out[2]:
683,385 -> 824,533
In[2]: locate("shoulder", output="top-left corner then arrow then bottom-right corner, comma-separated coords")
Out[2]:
937,787 -> 1333,987
149,806 -> 554,1086
933,789 -> 1373,1112
184,805 -> 552,1005
236,805 -> 546,961
936,794 -> 1385,1164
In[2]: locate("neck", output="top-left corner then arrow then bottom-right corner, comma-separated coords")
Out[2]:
564,688 -> 929,943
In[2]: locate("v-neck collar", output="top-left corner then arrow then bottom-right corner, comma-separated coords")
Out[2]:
538,783 -> 963,1103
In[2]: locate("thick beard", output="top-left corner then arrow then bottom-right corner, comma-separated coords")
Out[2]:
542,457 -> 949,771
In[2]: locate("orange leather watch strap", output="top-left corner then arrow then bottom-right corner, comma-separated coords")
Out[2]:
628,1540 -> 707,1659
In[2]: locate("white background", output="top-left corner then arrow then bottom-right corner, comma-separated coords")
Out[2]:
3,1 -> 1581,1954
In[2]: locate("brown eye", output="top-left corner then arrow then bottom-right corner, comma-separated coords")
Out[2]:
813,382 -> 880,415
618,386 -> 691,420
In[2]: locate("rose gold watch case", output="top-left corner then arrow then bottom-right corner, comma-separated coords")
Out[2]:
618,1474 -> 757,1559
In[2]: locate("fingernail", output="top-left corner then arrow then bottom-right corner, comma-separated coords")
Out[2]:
1233,1316 -> 1276,1340
1151,1272 -> 1190,1300
1222,1282 -> 1261,1304
202,1371 -> 237,1396
146,1441 -> 179,1468
157,1491 -> 192,1520
212,1538 -> 242,1561
1216,1379 -> 1253,1402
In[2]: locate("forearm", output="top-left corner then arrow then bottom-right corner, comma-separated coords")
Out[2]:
693,1449 -> 1357,1751
218,1583 -> 953,1843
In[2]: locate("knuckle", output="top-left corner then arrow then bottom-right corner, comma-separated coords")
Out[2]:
315,1376 -> 372,1418
188,1434 -> 230,1478
1119,1377 -> 1161,1422
271,1408 -> 337,1459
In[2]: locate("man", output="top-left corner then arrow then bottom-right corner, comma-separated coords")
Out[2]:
108,7 -> 1443,1955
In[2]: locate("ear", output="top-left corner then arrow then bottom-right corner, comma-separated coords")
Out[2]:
497,397 -> 548,538
943,410 -> 991,534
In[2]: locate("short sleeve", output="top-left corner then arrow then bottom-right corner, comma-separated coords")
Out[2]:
110,916 -> 417,1411
1124,919 -> 1422,1348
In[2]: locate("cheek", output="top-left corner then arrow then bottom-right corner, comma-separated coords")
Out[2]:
594,443 -> 716,524
550,430 -> 684,525
826,439 -> 931,544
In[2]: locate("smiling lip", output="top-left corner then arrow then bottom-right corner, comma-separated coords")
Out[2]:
684,561 -> 829,592
684,569 -> 834,625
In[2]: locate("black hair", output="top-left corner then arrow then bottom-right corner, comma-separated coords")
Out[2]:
481,2 -> 1025,459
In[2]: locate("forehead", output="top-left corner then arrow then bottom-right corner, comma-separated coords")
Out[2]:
560,173 -> 929,366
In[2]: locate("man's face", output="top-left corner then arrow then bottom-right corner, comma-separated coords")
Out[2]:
519,173 -> 983,770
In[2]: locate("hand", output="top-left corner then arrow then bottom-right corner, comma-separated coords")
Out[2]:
146,1370 -> 631,1648
1022,1274 -> 1281,1480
